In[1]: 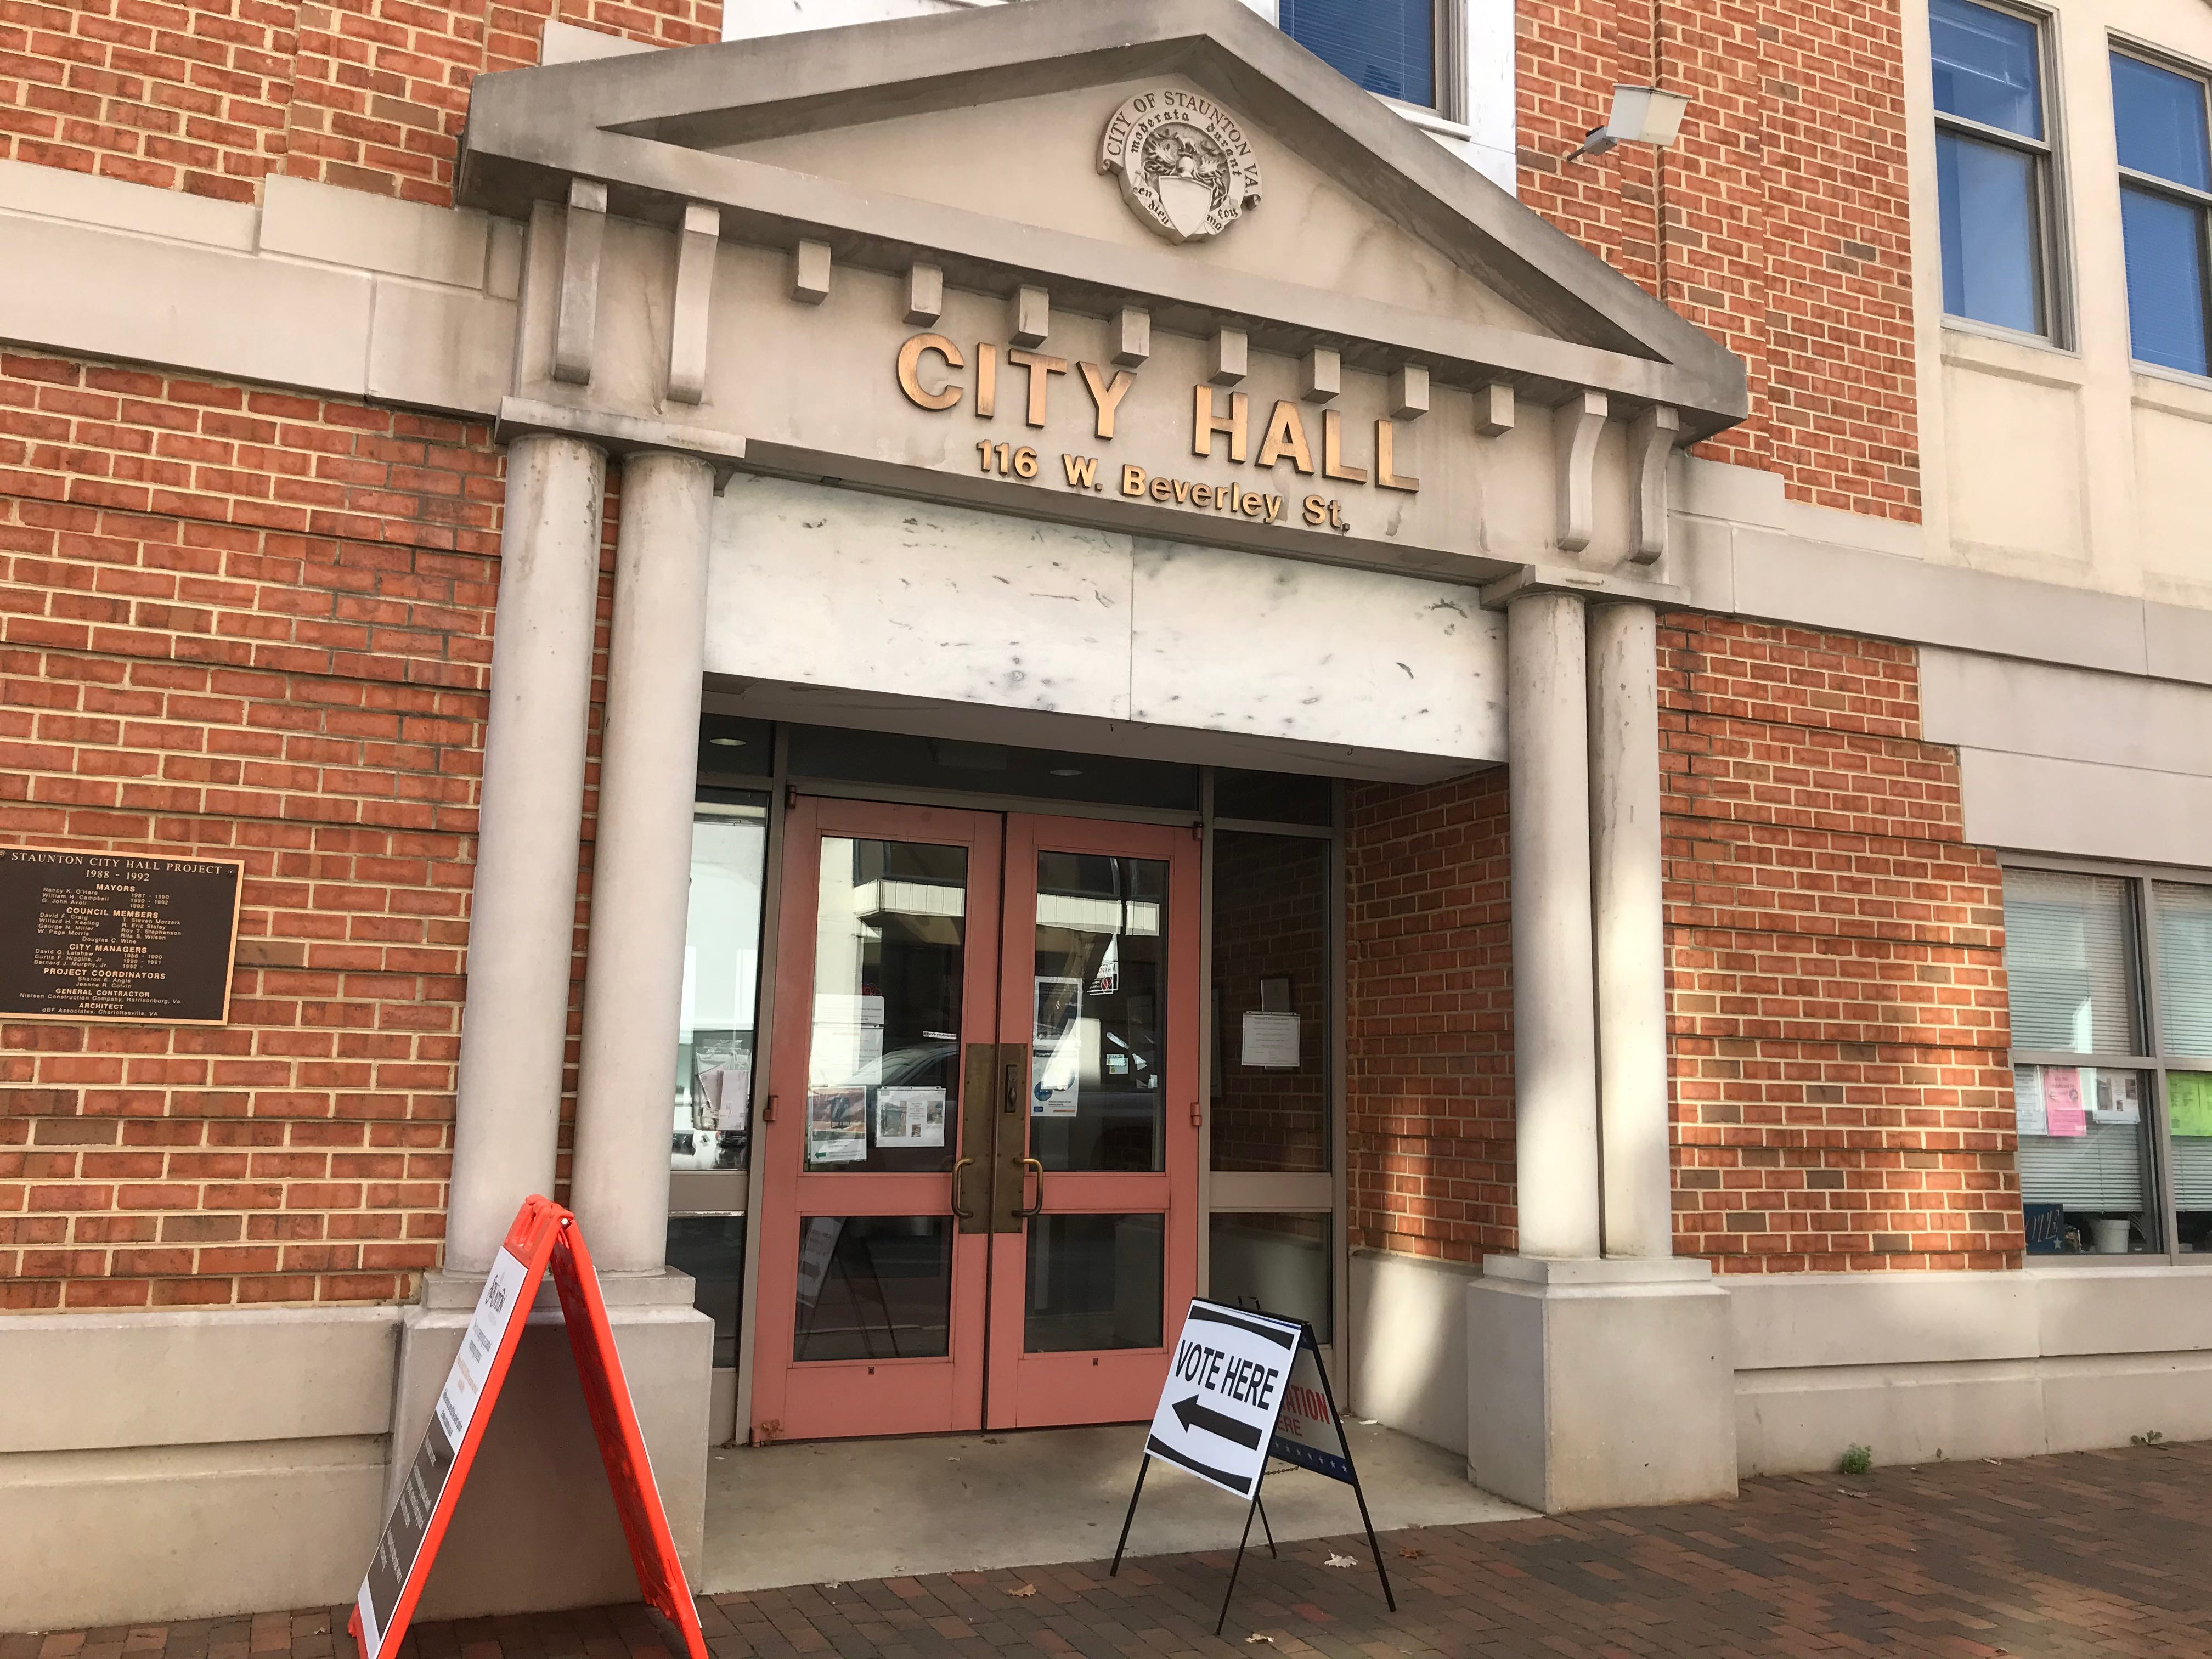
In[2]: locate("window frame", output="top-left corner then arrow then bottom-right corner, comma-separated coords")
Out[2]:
2001,851 -> 2212,1266
1931,0 -> 2072,347
1280,0 -> 1467,125
2108,38 -> 2212,379
1197,769 -> 1350,1376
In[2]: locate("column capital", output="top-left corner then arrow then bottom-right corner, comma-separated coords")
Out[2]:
497,395 -> 747,489
1479,562 -> 1686,612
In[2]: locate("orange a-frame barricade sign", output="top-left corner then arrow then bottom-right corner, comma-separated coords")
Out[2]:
347,1196 -> 709,1659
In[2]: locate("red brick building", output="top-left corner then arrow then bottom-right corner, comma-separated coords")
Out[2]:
4,0 -> 2208,1631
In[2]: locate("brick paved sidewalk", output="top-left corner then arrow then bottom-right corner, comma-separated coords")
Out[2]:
10,1443 -> 2210,1659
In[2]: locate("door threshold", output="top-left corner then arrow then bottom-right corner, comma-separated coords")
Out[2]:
747,1418 -> 1147,1451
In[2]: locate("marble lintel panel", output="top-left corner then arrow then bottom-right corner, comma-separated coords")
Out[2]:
1127,540 -> 1506,763
706,476 -> 1136,721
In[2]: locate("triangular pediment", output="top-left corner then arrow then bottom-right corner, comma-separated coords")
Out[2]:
708,70 -> 1549,342
458,0 -> 1747,432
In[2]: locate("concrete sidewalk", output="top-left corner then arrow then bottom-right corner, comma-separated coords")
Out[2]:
10,1442 -> 2210,1657
699,1419 -> 1529,1593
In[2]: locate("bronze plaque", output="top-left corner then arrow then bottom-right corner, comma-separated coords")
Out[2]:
0,845 -> 244,1025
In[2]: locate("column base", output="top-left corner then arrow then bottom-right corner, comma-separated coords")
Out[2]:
1466,1255 -> 1737,1513
388,1268 -> 713,1618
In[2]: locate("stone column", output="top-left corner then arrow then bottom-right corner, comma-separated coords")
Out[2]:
571,450 -> 719,1273
397,442 -> 715,1622
445,432 -> 606,1273
1588,601 -> 1674,1258
1505,589 -> 1603,1259
1470,571 -> 1733,1519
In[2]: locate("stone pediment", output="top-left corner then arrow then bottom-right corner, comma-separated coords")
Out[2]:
457,0 -> 1745,431
454,0 -> 1746,585
704,71 -> 1549,344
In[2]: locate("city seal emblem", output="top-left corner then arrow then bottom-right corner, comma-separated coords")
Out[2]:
1098,89 -> 1263,244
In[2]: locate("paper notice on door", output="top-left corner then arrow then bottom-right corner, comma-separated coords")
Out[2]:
2171,1071 -> 2212,1137
1032,975 -> 1082,1116
874,1085 -> 946,1147
806,1086 -> 868,1164
812,993 -> 885,1084
1240,1011 -> 1300,1069
2042,1067 -> 2087,1137
796,1216 -> 844,1306
2092,1070 -> 2141,1125
2012,1065 -> 2047,1136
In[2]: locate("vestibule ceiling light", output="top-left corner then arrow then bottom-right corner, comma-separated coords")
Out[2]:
1566,84 -> 1691,162
708,736 -> 746,747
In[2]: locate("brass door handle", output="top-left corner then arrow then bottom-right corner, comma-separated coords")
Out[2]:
950,1156 -> 976,1220
1017,1156 -> 1045,1218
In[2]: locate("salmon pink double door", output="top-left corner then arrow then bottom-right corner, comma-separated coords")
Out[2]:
748,797 -> 1201,1443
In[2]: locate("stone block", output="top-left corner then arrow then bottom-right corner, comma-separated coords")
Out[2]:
1466,1256 -> 1736,1512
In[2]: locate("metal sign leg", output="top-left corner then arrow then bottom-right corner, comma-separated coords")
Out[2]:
1256,1493 -> 1278,1559
1309,1338 -> 1395,1614
1109,1453 -> 1150,1577
1215,1466 -> 1268,1637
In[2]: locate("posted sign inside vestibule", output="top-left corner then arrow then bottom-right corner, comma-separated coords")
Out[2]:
1144,1298 -> 1302,1497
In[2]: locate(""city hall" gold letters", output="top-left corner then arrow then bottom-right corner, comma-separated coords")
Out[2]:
896,330 -> 1419,534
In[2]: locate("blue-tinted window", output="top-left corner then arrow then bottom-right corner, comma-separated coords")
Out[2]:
1930,0 -> 2051,334
1282,0 -> 1436,109
1938,130 -> 2043,331
2120,185 -> 2210,374
1931,0 -> 2042,137
2113,54 -> 2211,190
2112,54 -> 2212,374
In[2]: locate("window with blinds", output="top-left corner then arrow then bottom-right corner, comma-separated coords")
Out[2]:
1281,0 -> 1439,110
2003,868 -> 2157,1253
2004,867 -> 2212,1259
2002,868 -> 2140,1054
2154,883 -> 2212,1226
2154,882 -> 2212,1058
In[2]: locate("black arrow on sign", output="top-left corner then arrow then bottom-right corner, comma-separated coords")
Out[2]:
1173,1393 -> 1261,1449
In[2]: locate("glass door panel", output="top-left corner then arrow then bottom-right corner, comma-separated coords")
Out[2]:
989,815 -> 1200,1430
1029,851 -> 1168,1172
748,798 -> 1001,1443
804,836 -> 967,1175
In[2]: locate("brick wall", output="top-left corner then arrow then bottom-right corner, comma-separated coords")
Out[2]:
0,347 -> 539,1310
0,0 -> 720,207
1343,769 -> 1514,1263
1662,613 -> 2018,1271
1518,0 -> 1919,522
1342,619 -> 2015,1276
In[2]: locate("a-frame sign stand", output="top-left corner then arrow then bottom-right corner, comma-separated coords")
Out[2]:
348,1196 -> 709,1659
1110,1298 -> 1395,1636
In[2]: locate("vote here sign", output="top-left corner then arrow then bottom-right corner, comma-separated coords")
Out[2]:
1144,1298 -> 1302,1498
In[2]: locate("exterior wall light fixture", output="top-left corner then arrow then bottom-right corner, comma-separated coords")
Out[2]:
1566,84 -> 1691,162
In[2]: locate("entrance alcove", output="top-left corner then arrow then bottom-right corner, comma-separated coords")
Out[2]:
652,714 -> 1527,1590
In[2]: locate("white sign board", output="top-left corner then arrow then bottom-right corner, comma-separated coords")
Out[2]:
1144,1297 -> 1302,1498
356,1244 -> 533,1659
